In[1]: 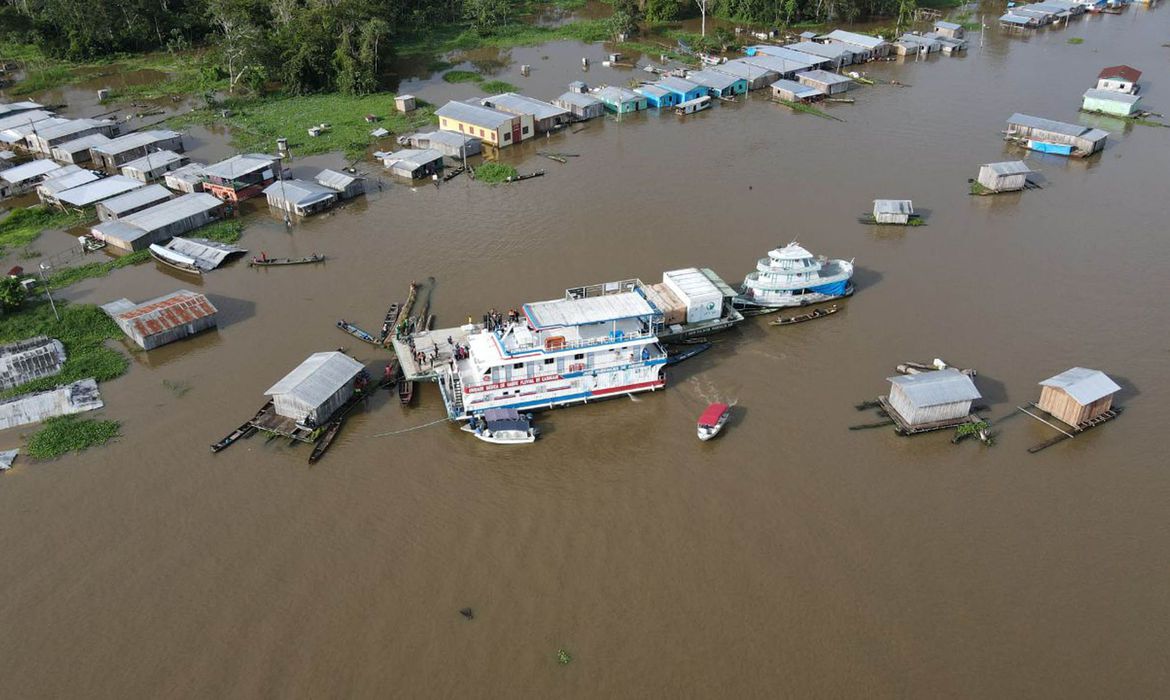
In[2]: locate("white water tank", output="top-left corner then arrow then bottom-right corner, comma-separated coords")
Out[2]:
662,268 -> 722,324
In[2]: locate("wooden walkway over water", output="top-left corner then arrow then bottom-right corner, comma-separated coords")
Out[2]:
391,325 -> 475,382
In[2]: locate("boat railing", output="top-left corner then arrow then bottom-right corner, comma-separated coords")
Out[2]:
565,279 -> 643,300
508,329 -> 655,353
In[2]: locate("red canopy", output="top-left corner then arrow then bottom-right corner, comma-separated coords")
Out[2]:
698,403 -> 729,427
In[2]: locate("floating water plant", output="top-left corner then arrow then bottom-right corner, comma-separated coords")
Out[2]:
556,649 -> 572,665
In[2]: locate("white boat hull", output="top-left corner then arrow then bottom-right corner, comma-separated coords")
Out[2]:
460,424 -> 536,444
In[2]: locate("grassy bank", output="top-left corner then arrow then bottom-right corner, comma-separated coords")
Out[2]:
26,415 -> 121,459
171,93 -> 437,160
0,301 -> 128,400
0,206 -> 86,255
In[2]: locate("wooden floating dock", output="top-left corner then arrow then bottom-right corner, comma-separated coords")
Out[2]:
877,396 -> 982,436
1017,403 -> 1122,453
210,400 -> 270,452
391,323 -> 474,382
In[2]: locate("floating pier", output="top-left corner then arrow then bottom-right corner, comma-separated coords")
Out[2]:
877,396 -> 983,436
1017,403 -> 1122,453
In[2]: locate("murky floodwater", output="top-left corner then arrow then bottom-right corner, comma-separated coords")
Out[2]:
2,7 -> 1170,698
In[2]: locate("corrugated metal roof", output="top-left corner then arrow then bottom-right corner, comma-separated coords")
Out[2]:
770,79 -> 823,98
164,162 -> 206,184
1083,89 -> 1140,105
982,161 -> 1032,176
55,175 -> 143,206
98,184 -> 172,216
263,179 -> 337,206
686,69 -> 739,90
935,21 -> 962,30
1,117 -> 67,143
123,193 -> 221,231
265,351 -> 364,407
999,12 -> 1035,24
33,118 -> 111,142
92,220 -> 144,243
38,169 -> 100,195
786,42 -> 853,60
798,69 -> 852,85
710,60 -> 777,81
748,45 -> 825,64
596,86 -> 643,103
0,101 -> 44,117
741,54 -> 811,75
874,199 -> 914,215
0,111 -> 56,133
657,76 -> 701,94
699,268 -> 737,298
315,169 -> 360,191
380,148 -> 443,170
525,292 -> 654,329
1039,367 -> 1120,405
52,132 -> 110,155
824,30 -> 887,49
483,93 -> 568,121
1007,113 -> 1099,138
1098,65 -> 1140,82
202,153 -> 278,180
888,369 -> 981,406
163,237 -> 246,270
108,289 -> 217,338
120,150 -> 186,173
92,130 -> 181,155
0,159 -> 65,184
636,84 -> 670,98
436,101 -> 515,129
555,92 -> 603,109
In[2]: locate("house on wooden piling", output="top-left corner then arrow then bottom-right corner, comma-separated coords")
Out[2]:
1005,113 -> 1108,157
1037,368 -> 1120,427
89,130 -> 184,170
378,148 -> 445,179
635,84 -> 678,109
55,175 -> 144,209
1081,89 -> 1141,117
481,93 -> 571,134
437,101 -> 533,148
770,79 -> 824,103
553,91 -> 606,121
933,20 -> 966,39
686,69 -> 748,98
976,161 -> 1033,193
265,351 -> 365,427
102,289 -> 218,350
797,70 -> 853,96
96,184 -> 173,221
1096,65 -> 1140,94
315,169 -> 365,200
26,118 -> 118,155
91,192 -> 224,252
120,150 -> 188,183
407,130 -> 482,159
822,30 -> 890,60
873,199 -> 914,224
263,179 -> 338,217
885,369 -> 982,430
595,86 -> 647,113
50,133 -> 110,165
711,60 -> 780,91
163,163 -> 207,193
201,153 -> 282,202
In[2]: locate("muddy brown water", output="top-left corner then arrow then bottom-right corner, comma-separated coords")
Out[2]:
2,8 -> 1170,698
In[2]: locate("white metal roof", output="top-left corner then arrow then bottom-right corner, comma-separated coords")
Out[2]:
92,130 -> 181,155
163,237 -> 246,270
1,159 -> 65,184
1007,113 -> 1099,138
483,93 -> 568,121
1082,89 -> 1140,106
555,92 -> 603,109
657,76 -> 702,94
749,45 -> 827,65
798,69 -> 853,85
436,101 -> 516,129
874,199 -> 914,215
120,150 -> 186,173
823,30 -> 888,49
202,153 -> 278,180
32,118 -> 111,142
595,86 -> 643,103
686,69 -> 740,90
52,132 -> 111,155
0,111 -> 56,133
786,42 -> 854,60
265,351 -> 365,406
935,21 -> 963,30
122,193 -> 221,231
56,175 -> 143,206
1039,367 -> 1120,405
381,149 -> 443,170
93,220 -> 145,243
710,60 -> 778,81
1,117 -> 67,143
263,179 -> 337,206
38,169 -> 100,195
770,79 -> 823,99
888,369 -> 981,406
164,162 -> 206,184
525,292 -> 654,329
982,161 -> 1032,176
741,54 -> 812,75
98,184 -> 172,214
315,169 -> 360,191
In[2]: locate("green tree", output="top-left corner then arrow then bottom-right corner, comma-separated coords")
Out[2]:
0,277 -> 28,311
645,0 -> 682,22
464,0 -> 512,35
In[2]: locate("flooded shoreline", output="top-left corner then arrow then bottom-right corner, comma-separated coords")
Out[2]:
2,5 -> 1170,698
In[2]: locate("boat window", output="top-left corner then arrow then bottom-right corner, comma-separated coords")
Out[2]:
544,358 -> 555,365
513,362 -> 524,369
574,353 -> 584,360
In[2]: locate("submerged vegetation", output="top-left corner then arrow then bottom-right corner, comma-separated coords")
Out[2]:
26,416 -> 121,460
480,79 -> 519,94
0,207 -> 86,256
47,251 -> 150,290
196,220 -> 245,244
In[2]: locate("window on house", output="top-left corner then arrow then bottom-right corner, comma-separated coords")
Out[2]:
522,126 -> 530,135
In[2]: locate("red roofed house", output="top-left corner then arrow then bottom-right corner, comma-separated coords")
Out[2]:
1096,65 -> 1140,95
101,289 -> 218,350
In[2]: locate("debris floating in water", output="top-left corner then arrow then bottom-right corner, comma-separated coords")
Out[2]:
459,608 -> 474,620
556,649 -> 572,665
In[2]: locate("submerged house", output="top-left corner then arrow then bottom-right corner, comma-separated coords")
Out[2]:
770,79 -> 824,103
1081,89 -> 1141,117
96,184 -> 173,221
102,289 -> 218,350
976,161 -> 1033,193
407,130 -> 482,159
822,29 -> 890,59
378,148 -> 444,179
1005,113 -> 1108,157
710,60 -> 779,91
740,53 -> 812,81
120,150 -> 188,183
885,369 -> 982,429
656,76 -> 707,105
1036,367 -> 1121,426
873,199 -> 914,224
201,153 -> 281,202
796,70 -> 853,95
263,179 -> 338,216
595,86 -> 647,113
635,84 -> 677,109
685,69 -> 748,98
89,130 -> 184,170
785,41 -> 855,68
1096,65 -> 1140,94
265,351 -> 365,426
91,192 -> 224,252
436,101 -> 533,148
933,20 -> 966,39
553,91 -> 606,121
0,336 -> 66,392
481,93 -> 570,133
745,45 -> 829,70
315,169 -> 365,200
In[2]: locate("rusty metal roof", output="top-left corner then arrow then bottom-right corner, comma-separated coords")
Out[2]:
109,290 -> 217,337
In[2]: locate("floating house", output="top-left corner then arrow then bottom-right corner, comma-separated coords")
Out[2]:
635,84 -> 677,109
0,336 -> 66,392
120,150 -> 188,183
163,162 -> 207,194
1037,367 -> 1120,427
873,199 -> 914,224
933,20 -> 966,39
436,101 -> 533,147
0,159 -> 67,198
1005,113 -> 1108,157
595,86 -> 647,113
90,130 -> 184,170
711,59 -> 781,91
1096,65 -> 1140,94
656,77 -> 707,105
91,193 -> 224,252
785,41 -> 856,67
553,91 -> 606,121
201,153 -> 281,202
976,161 -> 1033,193
378,148 -> 444,179
770,79 -> 824,103
50,133 -> 110,165
407,130 -> 482,159
822,30 -> 890,59
263,179 -> 338,216
265,351 -> 365,426
315,169 -> 365,200
35,167 -> 100,205
26,118 -> 118,155
481,93 -> 570,133
96,184 -> 173,221
1082,89 -> 1141,117
686,69 -> 748,98
102,290 -> 218,350
885,369 -> 981,431
797,70 -> 853,96
55,175 -> 143,209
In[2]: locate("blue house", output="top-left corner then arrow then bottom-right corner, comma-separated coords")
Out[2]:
656,77 -> 706,105
636,84 -> 678,109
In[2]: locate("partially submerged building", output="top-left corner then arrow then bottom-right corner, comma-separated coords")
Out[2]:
1096,65 -> 1140,94
822,30 -> 890,59
91,192 -> 224,252
154,237 -> 247,272
264,351 -> 365,427
553,91 -> 606,121
120,150 -> 188,183
873,199 -> 914,224
315,169 -> 365,200
406,131 -> 482,159
976,161 -> 1033,193
436,101 -> 534,148
797,70 -> 853,96
740,53 -> 813,81
163,162 -> 207,194
710,59 -> 779,91
0,378 -> 103,432
656,76 -> 707,105
635,84 -> 677,109
885,369 -> 981,431
933,20 -> 966,39
1005,113 -> 1108,157
96,184 -> 173,221
1037,367 -> 1120,427
594,86 -> 647,113
770,79 -> 824,103
685,69 -> 748,98
102,289 -> 218,350
55,175 -> 143,209
263,179 -> 338,216
481,93 -> 570,133
89,130 -> 184,170
201,153 -> 281,202
378,148 -> 445,179
0,336 -> 66,392
785,41 -> 856,67
1081,89 -> 1141,117
745,45 -> 828,71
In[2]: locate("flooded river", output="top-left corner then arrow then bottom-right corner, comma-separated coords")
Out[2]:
2,6 -> 1169,698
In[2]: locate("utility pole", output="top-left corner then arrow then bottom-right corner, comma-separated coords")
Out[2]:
39,263 -> 59,322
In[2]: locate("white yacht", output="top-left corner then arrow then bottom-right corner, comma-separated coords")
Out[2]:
735,242 -> 854,309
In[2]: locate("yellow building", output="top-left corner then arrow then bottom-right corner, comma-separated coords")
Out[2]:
435,101 -> 533,148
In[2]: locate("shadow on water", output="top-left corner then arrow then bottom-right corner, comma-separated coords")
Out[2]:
974,372 -> 1009,407
206,294 -> 257,329
851,266 -> 884,293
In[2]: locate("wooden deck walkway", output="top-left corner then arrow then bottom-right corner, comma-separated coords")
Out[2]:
391,324 -> 474,382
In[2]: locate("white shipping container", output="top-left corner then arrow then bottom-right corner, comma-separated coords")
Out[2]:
662,268 -> 722,323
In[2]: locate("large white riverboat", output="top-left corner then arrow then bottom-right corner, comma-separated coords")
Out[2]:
734,242 -> 854,309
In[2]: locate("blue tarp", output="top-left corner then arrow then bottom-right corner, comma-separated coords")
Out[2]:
1027,140 -> 1073,156
811,280 -> 849,296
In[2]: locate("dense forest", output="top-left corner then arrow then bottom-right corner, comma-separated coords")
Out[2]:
1,0 -> 917,94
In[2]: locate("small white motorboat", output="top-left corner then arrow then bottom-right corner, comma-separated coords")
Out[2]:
697,403 -> 731,441
462,408 -> 537,444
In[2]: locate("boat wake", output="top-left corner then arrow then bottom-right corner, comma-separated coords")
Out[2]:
688,376 -> 737,408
